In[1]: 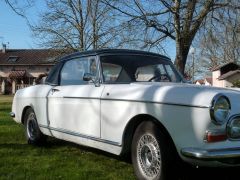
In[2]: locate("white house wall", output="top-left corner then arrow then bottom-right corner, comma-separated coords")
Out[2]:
212,70 -> 222,87
224,74 -> 240,88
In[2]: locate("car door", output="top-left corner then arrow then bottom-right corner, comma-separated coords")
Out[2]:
47,56 -> 104,138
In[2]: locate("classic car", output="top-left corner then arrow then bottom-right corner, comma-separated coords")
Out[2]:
10,49 -> 240,179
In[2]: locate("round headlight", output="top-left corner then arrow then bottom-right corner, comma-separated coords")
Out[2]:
227,115 -> 240,139
210,94 -> 231,125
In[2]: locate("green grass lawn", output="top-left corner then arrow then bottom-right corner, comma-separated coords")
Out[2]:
0,95 -> 135,180
2,95 -> 240,180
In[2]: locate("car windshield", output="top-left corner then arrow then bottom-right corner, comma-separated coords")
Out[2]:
100,55 -> 183,83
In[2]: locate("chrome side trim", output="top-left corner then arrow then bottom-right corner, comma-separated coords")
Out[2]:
63,96 -> 100,100
39,124 -> 121,147
63,96 -> 209,108
9,112 -> 15,118
181,147 -> 240,160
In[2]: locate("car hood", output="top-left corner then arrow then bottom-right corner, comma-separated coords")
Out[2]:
105,82 -> 240,108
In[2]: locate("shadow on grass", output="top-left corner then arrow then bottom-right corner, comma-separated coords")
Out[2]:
2,137 -> 240,180
33,137 -> 240,179
178,165 -> 240,180
47,138 -> 240,179
43,137 -> 132,163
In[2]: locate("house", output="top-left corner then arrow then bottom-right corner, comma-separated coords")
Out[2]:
0,45 -> 62,94
195,77 -> 212,86
211,62 -> 240,88
195,79 -> 205,85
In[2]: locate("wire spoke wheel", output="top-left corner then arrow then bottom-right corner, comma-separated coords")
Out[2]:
132,121 -> 177,180
137,134 -> 161,179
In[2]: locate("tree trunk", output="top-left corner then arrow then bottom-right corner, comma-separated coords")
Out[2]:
175,38 -> 191,75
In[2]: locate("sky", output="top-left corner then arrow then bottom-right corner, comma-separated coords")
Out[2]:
0,1 -> 176,59
0,1 -> 42,49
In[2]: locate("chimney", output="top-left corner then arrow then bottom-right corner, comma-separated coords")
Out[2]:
2,44 -> 6,53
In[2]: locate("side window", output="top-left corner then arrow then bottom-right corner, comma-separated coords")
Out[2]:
89,58 -> 97,77
45,62 -> 63,85
135,64 -> 170,82
60,58 -> 97,85
101,62 -> 122,82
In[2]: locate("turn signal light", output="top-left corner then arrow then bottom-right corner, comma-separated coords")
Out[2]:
205,131 -> 227,143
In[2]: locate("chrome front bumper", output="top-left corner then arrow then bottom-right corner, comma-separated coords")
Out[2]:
9,112 -> 15,118
181,147 -> 240,160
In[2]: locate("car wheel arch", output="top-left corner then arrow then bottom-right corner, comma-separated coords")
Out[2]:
120,114 -> 177,156
21,106 -> 35,124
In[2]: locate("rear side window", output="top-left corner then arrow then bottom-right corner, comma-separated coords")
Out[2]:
102,63 -> 122,82
60,58 -> 97,85
136,64 -> 171,82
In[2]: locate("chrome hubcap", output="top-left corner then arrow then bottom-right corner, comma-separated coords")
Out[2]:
27,113 -> 37,139
137,134 -> 161,179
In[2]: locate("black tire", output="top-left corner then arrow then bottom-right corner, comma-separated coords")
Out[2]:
131,121 -> 176,180
23,108 -> 46,145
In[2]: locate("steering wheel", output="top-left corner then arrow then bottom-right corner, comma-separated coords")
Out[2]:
148,74 -> 171,82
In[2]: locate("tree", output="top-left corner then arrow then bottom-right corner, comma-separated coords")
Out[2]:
198,7 -> 240,69
4,0 -> 34,17
32,0 -> 122,52
232,80 -> 240,87
6,0 -> 239,76
104,0 -> 234,74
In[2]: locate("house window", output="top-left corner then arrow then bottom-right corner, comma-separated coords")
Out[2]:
8,56 -> 19,62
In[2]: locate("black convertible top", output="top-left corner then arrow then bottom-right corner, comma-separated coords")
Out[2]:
46,49 -> 172,85
59,49 -> 170,62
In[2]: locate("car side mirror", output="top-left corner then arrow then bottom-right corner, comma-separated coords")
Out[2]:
83,73 -> 100,87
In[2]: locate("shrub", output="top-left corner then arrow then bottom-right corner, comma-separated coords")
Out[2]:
232,80 -> 240,87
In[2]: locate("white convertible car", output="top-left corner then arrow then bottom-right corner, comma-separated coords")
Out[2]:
11,49 -> 240,179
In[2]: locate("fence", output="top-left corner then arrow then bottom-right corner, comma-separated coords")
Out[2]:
16,84 -> 31,91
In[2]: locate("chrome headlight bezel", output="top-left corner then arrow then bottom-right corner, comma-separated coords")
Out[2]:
210,94 -> 231,125
227,115 -> 240,140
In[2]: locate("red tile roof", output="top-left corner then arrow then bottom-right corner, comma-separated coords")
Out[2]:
195,79 -> 205,85
195,77 -> 212,85
205,77 -> 212,84
9,70 -> 27,78
0,49 -> 62,65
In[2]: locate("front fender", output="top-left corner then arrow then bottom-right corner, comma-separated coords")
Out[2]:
11,85 -> 53,126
